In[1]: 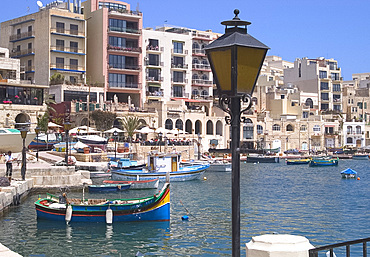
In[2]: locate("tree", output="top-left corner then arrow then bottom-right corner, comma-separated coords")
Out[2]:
91,110 -> 116,131
49,73 -> 65,85
120,116 -> 144,141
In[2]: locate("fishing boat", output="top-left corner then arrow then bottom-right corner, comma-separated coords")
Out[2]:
76,135 -> 108,145
208,159 -> 232,172
340,168 -> 357,178
246,154 -> 280,163
0,128 -> 35,153
88,184 -> 131,193
286,158 -> 311,165
28,133 -> 61,150
309,156 -> 339,167
111,152 -> 209,182
352,154 -> 369,160
35,182 -> 170,223
103,178 -> 160,189
109,158 -> 146,170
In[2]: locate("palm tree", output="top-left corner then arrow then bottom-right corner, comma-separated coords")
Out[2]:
120,116 -> 144,142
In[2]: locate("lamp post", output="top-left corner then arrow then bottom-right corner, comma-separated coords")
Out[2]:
158,132 -> 163,152
113,130 -> 118,160
197,133 -> 201,160
35,126 -> 41,161
20,126 -> 29,180
205,9 -> 268,257
64,121 -> 71,166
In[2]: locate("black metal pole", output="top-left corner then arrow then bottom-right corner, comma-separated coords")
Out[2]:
36,132 -> 39,161
115,136 -> 117,160
21,137 -> 26,180
65,130 -> 69,166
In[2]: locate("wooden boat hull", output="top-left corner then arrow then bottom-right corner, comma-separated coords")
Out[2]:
88,184 -> 131,193
111,164 -> 209,182
352,155 -> 369,160
286,159 -> 310,165
103,178 -> 160,189
35,183 -> 170,223
246,156 -> 280,163
208,163 -> 232,172
309,158 -> 339,167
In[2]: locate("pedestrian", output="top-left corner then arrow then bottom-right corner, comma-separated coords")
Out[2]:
5,151 -> 16,180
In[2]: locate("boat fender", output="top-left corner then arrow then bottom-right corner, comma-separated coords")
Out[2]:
65,205 -> 72,224
182,215 -> 189,221
357,177 -> 360,180
106,206 -> 113,224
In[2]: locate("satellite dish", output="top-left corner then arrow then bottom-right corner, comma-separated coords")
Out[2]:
37,0 -> 43,7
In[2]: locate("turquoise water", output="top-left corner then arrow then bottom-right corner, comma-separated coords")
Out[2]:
0,159 -> 369,256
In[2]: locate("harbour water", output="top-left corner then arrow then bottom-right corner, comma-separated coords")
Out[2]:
0,159 -> 369,256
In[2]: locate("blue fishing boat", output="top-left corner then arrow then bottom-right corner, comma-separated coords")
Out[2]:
341,168 -> 357,178
352,154 -> 369,160
111,152 -> 209,182
309,156 -> 339,167
35,182 -> 170,223
109,158 -> 145,170
88,184 -> 131,193
286,158 -> 311,165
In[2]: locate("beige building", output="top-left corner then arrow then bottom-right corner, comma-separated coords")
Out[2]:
0,1 -> 86,86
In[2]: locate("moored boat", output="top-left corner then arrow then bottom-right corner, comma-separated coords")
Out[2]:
103,178 -> 160,189
111,152 -> 209,182
352,154 -> 369,160
309,156 -> 339,167
88,184 -> 131,193
341,168 -> 357,178
208,160 -> 232,172
246,154 -> 280,163
35,182 -> 170,223
286,158 -> 311,165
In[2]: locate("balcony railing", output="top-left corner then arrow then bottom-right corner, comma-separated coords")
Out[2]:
171,78 -> 188,84
109,27 -> 141,34
145,61 -> 164,67
109,64 -> 140,70
192,63 -> 211,70
146,91 -> 164,97
192,49 -> 206,55
50,46 -> 84,54
191,79 -> 213,86
10,48 -> 35,57
108,8 -> 142,16
172,92 -> 189,98
108,82 -> 141,89
191,94 -> 212,100
107,45 -> 141,53
10,31 -> 34,41
50,63 -> 85,71
171,49 -> 188,55
146,76 -> 163,82
50,28 -> 85,37
171,63 -> 188,69
146,45 -> 163,52
309,237 -> 370,257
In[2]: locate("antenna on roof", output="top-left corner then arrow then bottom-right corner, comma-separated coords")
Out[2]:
37,0 -> 43,8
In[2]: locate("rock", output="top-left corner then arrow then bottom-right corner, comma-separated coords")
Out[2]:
0,177 -> 10,187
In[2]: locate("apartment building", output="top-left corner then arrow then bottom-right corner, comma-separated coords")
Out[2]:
284,57 -> 343,113
0,0 -> 86,86
83,0 -> 143,107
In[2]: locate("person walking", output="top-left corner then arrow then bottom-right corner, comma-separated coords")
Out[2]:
5,151 -> 16,180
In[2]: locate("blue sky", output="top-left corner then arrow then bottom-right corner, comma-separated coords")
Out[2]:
2,0 -> 370,80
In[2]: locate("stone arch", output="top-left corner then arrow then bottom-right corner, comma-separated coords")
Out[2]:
138,119 -> 146,128
165,119 -> 173,130
305,98 -> 313,108
192,73 -> 199,79
286,124 -> 294,132
216,120 -> 223,136
185,119 -> 192,134
201,74 -> 208,80
206,120 -> 213,135
192,42 -> 200,49
195,120 -> 202,134
175,119 -> 183,130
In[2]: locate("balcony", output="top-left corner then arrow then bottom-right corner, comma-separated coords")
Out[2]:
171,78 -> 188,84
108,8 -> 142,17
171,63 -> 188,70
192,32 -> 213,41
171,49 -> 188,55
107,45 -> 141,53
108,64 -> 140,71
192,49 -> 206,56
24,66 -> 35,72
146,90 -> 164,97
10,31 -> 35,42
50,63 -> 85,72
146,45 -> 163,52
50,46 -> 85,55
109,27 -> 141,35
191,94 -> 212,101
146,76 -> 163,82
50,28 -> 85,38
145,61 -> 163,67
192,63 -> 211,71
108,82 -> 141,90
172,92 -> 189,98
191,79 -> 213,86
10,48 -> 34,58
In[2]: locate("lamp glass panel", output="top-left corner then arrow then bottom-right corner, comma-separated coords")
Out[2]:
237,47 -> 266,95
20,131 -> 28,139
208,48 -> 231,92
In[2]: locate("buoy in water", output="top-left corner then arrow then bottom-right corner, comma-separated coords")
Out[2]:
357,177 -> 360,180
203,177 -> 207,180
65,205 -> 72,224
106,206 -> 113,224
181,215 -> 189,220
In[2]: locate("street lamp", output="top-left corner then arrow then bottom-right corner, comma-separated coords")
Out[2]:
205,9 -> 269,257
197,133 -> 201,160
35,126 -> 41,161
20,126 -> 29,180
113,130 -> 118,160
158,132 -> 163,152
64,121 -> 72,166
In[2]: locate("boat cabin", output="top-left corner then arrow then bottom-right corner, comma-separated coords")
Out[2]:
148,152 -> 180,173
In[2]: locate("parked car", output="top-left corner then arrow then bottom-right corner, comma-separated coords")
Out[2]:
284,149 -> 300,155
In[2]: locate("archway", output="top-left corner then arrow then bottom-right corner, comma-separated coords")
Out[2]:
185,119 -> 192,134
175,119 -> 183,130
195,120 -> 202,134
305,98 -> 313,108
216,120 -> 223,136
206,120 -> 213,135
165,119 -> 173,130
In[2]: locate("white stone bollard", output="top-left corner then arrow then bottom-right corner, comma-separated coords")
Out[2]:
246,234 -> 314,257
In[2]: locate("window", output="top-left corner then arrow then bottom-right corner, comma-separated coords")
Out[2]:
28,42 -> 32,50
333,105 -> 341,111
321,93 -> 329,100
319,70 -> 327,79
331,73 -> 339,80
257,125 -> 263,134
333,94 -> 340,102
28,25 -> 32,32
333,84 -> 341,92
148,54 -> 159,66
70,41 -> 78,52
328,62 -> 337,70
70,76 -> 77,84
56,57 -> 64,68
347,137 -> 353,144
17,28 -> 21,35
109,73 -> 125,88
173,56 -> 184,67
56,39 -> 64,51
165,119 -> 173,130
313,125 -> 320,132
321,103 -> 329,110
70,24 -> 78,35
325,127 -> 334,134
173,41 -> 183,54
173,85 -> 183,97
175,119 -> 183,130
303,112 -> 308,118
272,124 -> 280,131
243,125 -> 253,139
281,95 -> 285,99
99,2 -> 126,11
286,124 -> 294,132
300,125 -> 307,131
70,59 -> 78,70
109,19 -> 127,32
147,69 -> 159,81
109,36 -> 126,47
357,102 -> 363,109
56,22 -> 65,33
109,55 -> 125,69
173,71 -> 184,83
320,82 -> 329,90
149,39 -> 159,49
356,126 -> 361,134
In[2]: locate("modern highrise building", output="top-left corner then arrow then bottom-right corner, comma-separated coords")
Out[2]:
0,0 -> 86,86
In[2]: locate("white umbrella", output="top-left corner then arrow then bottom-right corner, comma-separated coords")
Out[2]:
136,126 -> 155,134
105,127 -> 125,133
169,128 -> 187,134
155,127 -> 171,134
48,122 -> 62,128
